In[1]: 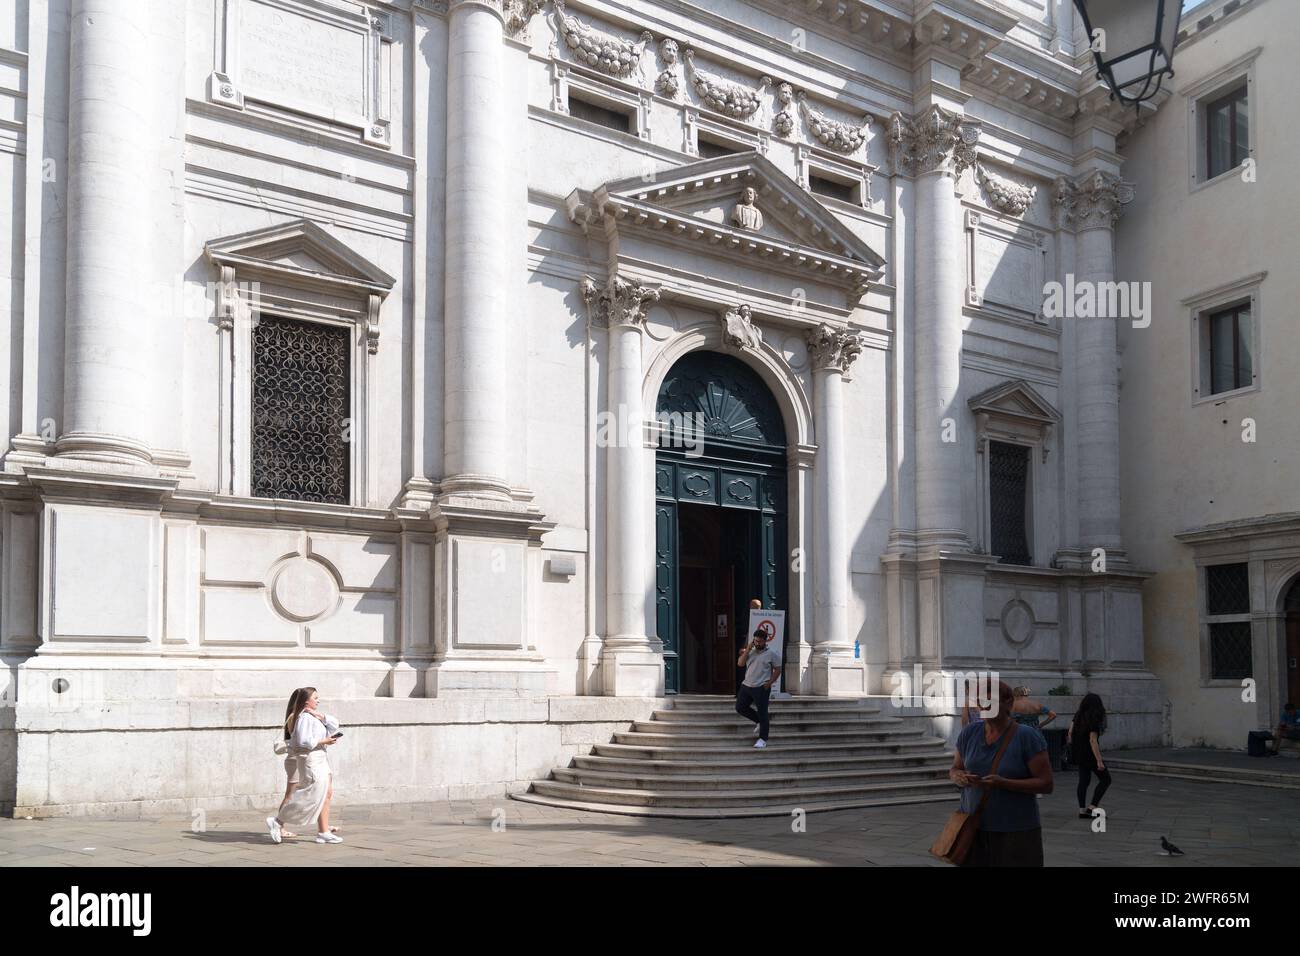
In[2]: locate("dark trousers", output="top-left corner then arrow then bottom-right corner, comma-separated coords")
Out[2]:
1076,765 -> 1112,808
736,683 -> 771,741
959,828 -> 1044,867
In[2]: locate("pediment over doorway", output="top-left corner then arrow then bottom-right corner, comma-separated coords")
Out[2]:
566,152 -> 885,321
967,379 -> 1061,426
205,219 -> 395,295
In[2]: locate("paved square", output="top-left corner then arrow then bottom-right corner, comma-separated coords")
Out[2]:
1,774 -> 1295,866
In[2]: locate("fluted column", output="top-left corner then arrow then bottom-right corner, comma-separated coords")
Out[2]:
1054,171 -> 1134,556
889,106 -> 981,551
807,324 -> 864,696
442,0 -> 511,498
582,275 -> 663,696
58,0 -> 155,464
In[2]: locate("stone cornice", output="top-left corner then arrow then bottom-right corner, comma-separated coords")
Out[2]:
806,323 -> 864,374
888,104 -> 980,178
580,273 -> 661,329
1052,170 -> 1135,231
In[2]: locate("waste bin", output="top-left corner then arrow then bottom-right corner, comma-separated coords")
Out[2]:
1248,730 -> 1272,757
1042,727 -> 1068,771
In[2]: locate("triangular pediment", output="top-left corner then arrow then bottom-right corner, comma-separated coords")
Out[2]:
205,219 -> 395,292
968,380 -> 1061,424
574,152 -> 885,274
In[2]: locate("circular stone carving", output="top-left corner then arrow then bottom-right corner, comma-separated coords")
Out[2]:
272,557 -> 339,623
1000,599 -> 1035,647
644,304 -> 677,342
783,334 -> 809,371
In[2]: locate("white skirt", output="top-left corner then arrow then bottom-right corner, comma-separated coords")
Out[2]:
278,749 -> 331,829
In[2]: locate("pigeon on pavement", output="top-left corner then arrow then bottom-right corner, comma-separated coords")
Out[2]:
1160,837 -> 1184,856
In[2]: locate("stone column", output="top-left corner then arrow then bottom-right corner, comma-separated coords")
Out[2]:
888,105 -> 981,552
57,0 -> 155,465
442,0 -> 511,499
1054,171 -> 1134,557
582,274 -> 664,697
807,324 -> 864,696
425,0 -> 554,698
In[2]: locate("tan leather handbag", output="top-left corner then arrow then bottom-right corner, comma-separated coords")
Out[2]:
930,723 -> 1019,865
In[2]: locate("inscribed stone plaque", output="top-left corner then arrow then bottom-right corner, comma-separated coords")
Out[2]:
240,1 -> 368,121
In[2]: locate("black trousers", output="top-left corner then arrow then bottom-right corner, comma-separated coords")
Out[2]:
736,683 -> 771,741
1076,765 -> 1112,808
959,828 -> 1044,867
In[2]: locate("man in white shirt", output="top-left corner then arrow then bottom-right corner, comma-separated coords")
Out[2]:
736,629 -> 782,748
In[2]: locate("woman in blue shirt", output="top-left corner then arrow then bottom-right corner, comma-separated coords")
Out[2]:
949,681 -> 1054,866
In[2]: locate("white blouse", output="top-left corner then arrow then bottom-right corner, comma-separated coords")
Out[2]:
290,711 -> 328,751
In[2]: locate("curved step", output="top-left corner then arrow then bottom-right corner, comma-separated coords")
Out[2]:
527,777 -> 954,809
509,789 -> 956,819
552,765 -> 948,791
629,723 -> 904,738
572,752 -> 952,775
612,728 -> 926,747
593,739 -> 948,760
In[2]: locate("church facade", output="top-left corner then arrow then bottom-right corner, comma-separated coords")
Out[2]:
0,0 -> 1171,815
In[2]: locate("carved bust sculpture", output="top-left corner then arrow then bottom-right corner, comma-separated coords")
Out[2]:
730,187 -> 763,231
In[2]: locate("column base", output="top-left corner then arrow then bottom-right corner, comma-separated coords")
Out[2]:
599,636 -> 665,697
53,431 -> 154,467
438,473 -> 514,502
808,644 -> 866,697
1053,546 -> 1131,572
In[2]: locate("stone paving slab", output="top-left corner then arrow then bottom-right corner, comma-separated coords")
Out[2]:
0,774 -> 1295,866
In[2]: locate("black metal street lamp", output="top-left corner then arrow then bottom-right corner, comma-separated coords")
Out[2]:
1073,0 -> 1183,106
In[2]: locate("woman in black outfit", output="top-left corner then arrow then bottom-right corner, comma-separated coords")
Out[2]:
1069,693 -> 1111,818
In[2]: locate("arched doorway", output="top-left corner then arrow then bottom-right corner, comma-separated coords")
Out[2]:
1284,577 -> 1300,707
654,351 -> 788,695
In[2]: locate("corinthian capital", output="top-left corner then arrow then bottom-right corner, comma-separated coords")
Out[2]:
1052,170 -> 1135,231
888,105 -> 980,179
806,324 -> 863,374
580,274 -> 661,329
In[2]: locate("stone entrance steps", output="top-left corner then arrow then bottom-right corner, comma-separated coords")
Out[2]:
512,694 -> 956,818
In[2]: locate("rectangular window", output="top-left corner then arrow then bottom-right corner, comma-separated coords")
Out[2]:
697,136 -> 740,159
568,94 -> 631,134
251,315 -> 351,504
1205,562 -> 1252,680
1204,85 -> 1248,180
1207,303 -> 1252,394
988,440 -> 1031,566
809,174 -> 856,204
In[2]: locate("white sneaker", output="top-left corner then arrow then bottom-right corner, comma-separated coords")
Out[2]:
753,739 -> 767,749
315,832 -> 344,844
266,816 -> 282,844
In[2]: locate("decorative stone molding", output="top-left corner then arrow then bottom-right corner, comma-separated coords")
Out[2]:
798,92 -> 870,154
552,0 -> 653,79
772,82 -> 796,137
720,304 -> 763,352
502,0 -> 546,40
887,105 -> 980,179
655,37 -> 682,99
974,164 -> 1037,216
684,49 -> 769,120
729,186 -> 764,231
1052,171 -> 1136,231
806,324 -> 863,373
580,274 -> 662,329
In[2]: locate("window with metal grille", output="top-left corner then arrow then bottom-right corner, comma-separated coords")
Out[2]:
568,94 -> 631,134
1204,562 -> 1252,679
989,440 -> 1031,566
1209,622 -> 1253,680
697,136 -> 741,159
251,315 -> 350,504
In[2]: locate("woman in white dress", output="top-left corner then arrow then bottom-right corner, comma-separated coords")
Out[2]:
266,687 -> 342,844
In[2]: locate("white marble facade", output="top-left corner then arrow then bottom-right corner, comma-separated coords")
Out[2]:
0,0 -> 1171,815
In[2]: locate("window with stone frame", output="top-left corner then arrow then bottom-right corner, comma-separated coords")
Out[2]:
1205,562 -> 1252,680
250,314 -> 352,505
988,440 -> 1032,566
